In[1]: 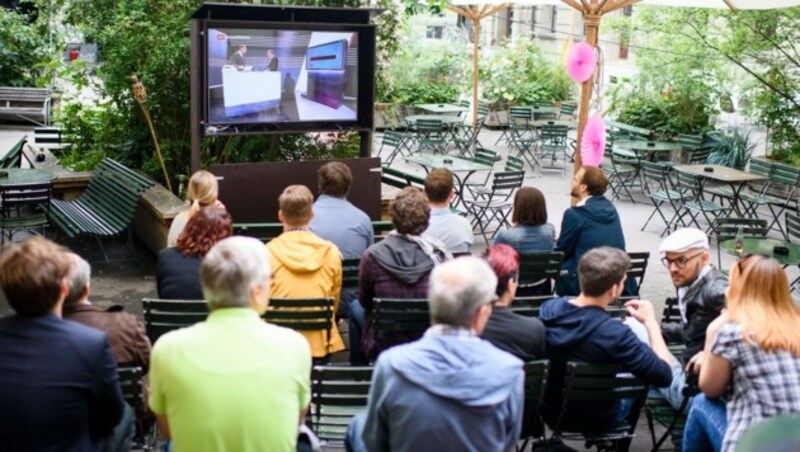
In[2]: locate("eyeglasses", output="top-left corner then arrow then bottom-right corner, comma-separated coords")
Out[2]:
661,251 -> 704,269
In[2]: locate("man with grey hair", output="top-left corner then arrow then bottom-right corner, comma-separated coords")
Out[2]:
347,257 -> 524,452
148,236 -> 312,451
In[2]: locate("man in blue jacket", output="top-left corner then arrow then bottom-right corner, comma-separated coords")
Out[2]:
0,237 -> 126,451
556,165 -> 633,296
347,257 -> 524,452
540,247 -> 674,435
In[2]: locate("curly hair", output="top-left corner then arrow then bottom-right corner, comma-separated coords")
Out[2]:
390,187 -> 430,236
176,206 -> 233,258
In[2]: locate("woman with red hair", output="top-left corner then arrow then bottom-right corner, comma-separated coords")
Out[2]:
480,244 -> 546,361
157,206 -> 233,300
683,255 -> 800,451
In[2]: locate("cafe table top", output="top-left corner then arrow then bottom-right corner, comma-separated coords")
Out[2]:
673,164 -> 768,183
614,140 -> 683,153
414,104 -> 468,115
720,238 -> 800,267
405,154 -> 492,173
405,115 -> 465,126
531,119 -> 578,128
0,168 -> 56,187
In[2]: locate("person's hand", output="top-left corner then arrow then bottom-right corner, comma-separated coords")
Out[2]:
686,351 -> 705,375
624,299 -> 657,325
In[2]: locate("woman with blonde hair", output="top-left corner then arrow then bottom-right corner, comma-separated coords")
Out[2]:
683,255 -> 800,451
166,170 -> 224,247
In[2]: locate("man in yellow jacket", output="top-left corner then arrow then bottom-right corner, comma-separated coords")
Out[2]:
268,185 -> 345,359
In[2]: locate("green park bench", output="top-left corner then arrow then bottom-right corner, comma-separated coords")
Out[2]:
48,158 -> 155,262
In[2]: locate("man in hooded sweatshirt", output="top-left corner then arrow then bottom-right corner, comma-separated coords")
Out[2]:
348,187 -> 449,364
268,184 -> 345,359
347,256 -> 524,452
539,247 -> 673,435
555,165 -> 633,296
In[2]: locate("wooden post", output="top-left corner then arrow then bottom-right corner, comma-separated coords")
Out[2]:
573,13 -> 601,179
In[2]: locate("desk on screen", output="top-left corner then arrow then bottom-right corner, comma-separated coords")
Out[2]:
221,67 -> 281,118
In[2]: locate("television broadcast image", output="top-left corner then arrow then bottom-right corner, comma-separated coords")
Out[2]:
207,27 -> 359,125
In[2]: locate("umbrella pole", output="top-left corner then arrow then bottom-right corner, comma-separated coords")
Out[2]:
573,13 -> 601,182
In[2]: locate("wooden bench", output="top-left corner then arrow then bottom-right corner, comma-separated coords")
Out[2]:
48,158 -> 156,262
0,87 -> 52,126
0,135 -> 27,168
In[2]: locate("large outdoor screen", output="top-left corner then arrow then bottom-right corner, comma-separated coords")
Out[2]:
206,27 -> 360,126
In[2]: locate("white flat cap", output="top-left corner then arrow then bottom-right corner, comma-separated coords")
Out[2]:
659,228 -> 709,256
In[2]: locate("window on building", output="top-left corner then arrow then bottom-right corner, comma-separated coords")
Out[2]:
505,8 -> 514,40
426,25 -> 444,39
623,5 -> 633,16
550,6 -> 558,33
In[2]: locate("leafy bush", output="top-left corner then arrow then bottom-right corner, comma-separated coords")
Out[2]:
706,128 -> 755,170
0,6 -> 53,87
480,40 -> 574,106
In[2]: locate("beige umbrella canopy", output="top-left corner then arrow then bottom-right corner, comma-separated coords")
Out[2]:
448,0 -> 800,178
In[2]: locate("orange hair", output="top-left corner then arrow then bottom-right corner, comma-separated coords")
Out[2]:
727,255 -> 800,355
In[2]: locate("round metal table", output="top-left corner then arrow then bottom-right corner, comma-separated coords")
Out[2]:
0,168 -> 56,186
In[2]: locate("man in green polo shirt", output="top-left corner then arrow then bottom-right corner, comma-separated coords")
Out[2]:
149,236 -> 312,451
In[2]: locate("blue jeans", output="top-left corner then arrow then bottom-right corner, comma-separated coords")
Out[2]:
348,300 -> 368,366
683,394 -> 726,452
648,355 -> 688,412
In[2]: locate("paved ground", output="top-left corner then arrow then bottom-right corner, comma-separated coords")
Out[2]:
1,120 -> 795,451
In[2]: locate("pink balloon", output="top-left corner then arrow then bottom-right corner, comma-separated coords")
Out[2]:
581,114 -> 605,167
566,42 -> 597,84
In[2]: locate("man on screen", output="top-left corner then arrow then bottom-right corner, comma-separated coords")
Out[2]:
230,44 -> 247,70
266,49 -> 279,71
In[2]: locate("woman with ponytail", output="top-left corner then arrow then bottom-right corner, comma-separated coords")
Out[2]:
167,170 -> 224,247
683,255 -> 800,451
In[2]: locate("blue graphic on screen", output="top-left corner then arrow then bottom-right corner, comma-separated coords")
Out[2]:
306,40 -> 346,70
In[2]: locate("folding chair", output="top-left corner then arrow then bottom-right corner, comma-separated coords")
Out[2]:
548,362 -> 648,450
784,213 -> 800,288
0,181 -> 52,244
310,365 -> 373,446
712,217 -> 768,270
537,125 -> 570,174
752,162 -> 800,239
463,170 -> 525,243
640,161 -> 689,235
517,360 -> 550,451
453,113 -> 487,159
624,251 -> 650,298
375,130 -> 413,166
508,107 -> 538,170
262,297 -> 335,361
142,298 -> 208,344
118,366 -> 158,451
494,102 -> 514,146
721,158 -> 774,216
673,168 -> 728,235
413,119 -> 447,154
504,154 -> 525,172
373,298 -> 430,358
603,143 -> 638,203
517,251 -> 564,297
559,103 -> 577,120
463,147 -> 497,199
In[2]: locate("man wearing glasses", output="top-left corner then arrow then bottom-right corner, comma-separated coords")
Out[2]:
657,227 -> 728,411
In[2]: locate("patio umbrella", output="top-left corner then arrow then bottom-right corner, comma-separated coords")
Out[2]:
448,0 -> 800,177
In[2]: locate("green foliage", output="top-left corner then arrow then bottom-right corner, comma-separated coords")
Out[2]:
706,128 -> 755,170
480,40 -> 573,106
0,5 -> 53,87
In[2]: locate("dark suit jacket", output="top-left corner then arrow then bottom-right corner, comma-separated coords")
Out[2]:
267,56 -> 279,71
0,314 -> 125,451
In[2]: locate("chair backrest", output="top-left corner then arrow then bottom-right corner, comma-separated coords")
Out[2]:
372,220 -> 394,238
415,119 -> 443,133
505,155 -> 525,172
477,104 -> 490,118
735,413 -> 800,452
342,258 -> 360,294
714,217 -> 768,242
311,365 -> 374,443
117,365 -> 144,407
142,298 -> 209,344
520,360 -> 550,439
233,222 -> 283,242
787,212 -> 800,243
625,252 -> 650,296
517,252 -> 564,297
490,170 -> 525,195
553,362 -> 648,434
539,125 -> 569,147
769,162 -> 800,196
0,136 -> 26,169
473,148 -> 497,166
677,133 -> 703,150
748,158 -> 773,178
688,148 -> 710,164
262,298 -> 334,340
640,161 -> 672,195
382,130 -> 406,148
373,298 -> 430,333
0,181 -> 53,213
674,168 -> 702,198
559,104 -> 577,118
